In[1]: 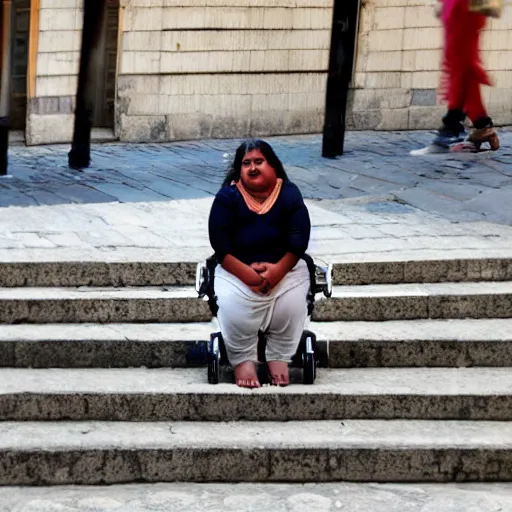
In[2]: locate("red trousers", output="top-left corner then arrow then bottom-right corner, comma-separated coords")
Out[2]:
441,0 -> 491,123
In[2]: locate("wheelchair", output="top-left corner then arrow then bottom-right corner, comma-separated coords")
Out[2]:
190,254 -> 332,385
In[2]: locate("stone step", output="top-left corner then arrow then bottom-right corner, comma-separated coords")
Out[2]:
4,482 -> 512,512
1,367 -> 512,421
0,281 -> 511,324
320,281 -> 512,321
3,482 -> 512,511
1,319 -> 512,368
1,257 -> 511,287
1,420 -> 511,484
0,286 -> 211,324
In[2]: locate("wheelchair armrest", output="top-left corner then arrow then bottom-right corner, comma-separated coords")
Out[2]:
314,263 -> 333,298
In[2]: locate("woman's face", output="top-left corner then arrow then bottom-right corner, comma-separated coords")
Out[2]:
240,149 -> 277,193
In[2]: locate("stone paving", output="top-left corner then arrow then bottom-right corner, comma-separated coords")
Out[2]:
1,482 -> 512,511
1,130 -> 512,263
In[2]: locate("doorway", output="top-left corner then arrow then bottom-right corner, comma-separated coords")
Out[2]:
92,0 -> 119,129
11,0 -> 30,130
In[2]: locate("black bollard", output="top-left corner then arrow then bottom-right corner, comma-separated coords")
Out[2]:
68,0 -> 107,170
322,0 -> 360,158
0,0 -> 14,175
0,120 -> 7,176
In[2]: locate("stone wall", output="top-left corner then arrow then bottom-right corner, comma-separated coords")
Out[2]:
27,0 -> 332,144
26,0 -> 81,144
351,0 -> 512,130
25,0 -> 512,145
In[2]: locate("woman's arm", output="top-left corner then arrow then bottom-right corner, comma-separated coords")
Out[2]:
252,184 -> 311,290
208,191 -> 265,288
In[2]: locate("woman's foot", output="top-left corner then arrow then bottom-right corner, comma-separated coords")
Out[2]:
267,360 -> 289,386
234,361 -> 261,388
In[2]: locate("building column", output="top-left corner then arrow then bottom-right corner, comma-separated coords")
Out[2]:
322,0 -> 360,158
0,0 -> 14,175
68,0 -> 107,170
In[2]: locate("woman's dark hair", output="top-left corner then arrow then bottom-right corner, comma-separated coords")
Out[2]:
222,139 -> 289,187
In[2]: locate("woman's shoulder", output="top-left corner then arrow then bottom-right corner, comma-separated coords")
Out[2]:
281,180 -> 305,203
214,184 -> 238,202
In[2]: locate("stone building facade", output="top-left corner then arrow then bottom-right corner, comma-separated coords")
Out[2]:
11,0 -> 512,145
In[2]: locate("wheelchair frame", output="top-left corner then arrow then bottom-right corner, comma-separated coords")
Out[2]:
193,254 -> 332,384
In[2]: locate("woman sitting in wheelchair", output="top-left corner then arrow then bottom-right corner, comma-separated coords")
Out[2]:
209,139 -> 311,388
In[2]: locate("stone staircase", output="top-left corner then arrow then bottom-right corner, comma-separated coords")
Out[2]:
1,258 -> 512,485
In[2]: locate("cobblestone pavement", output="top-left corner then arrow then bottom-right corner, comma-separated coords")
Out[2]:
1,130 -> 512,263
2,482 -> 512,511
3,130 -> 512,223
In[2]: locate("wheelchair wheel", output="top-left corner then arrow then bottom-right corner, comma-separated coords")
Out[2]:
207,332 -> 222,384
301,330 -> 317,385
303,352 -> 315,385
208,353 -> 220,384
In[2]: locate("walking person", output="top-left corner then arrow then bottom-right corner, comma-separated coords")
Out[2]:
432,0 -> 500,151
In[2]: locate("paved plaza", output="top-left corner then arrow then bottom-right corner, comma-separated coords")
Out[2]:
1,130 -> 512,264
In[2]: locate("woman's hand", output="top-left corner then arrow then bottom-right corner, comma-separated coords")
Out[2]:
244,267 -> 267,287
250,262 -> 285,291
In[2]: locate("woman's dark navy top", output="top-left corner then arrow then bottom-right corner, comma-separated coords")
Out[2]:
208,181 -> 311,265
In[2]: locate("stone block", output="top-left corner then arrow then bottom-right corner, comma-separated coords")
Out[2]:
0,296 -> 212,324
118,75 -> 160,97
352,89 -> 411,110
25,114 -> 74,145
366,51 -> 403,72
167,113 -> 213,140
157,29 -> 330,53
38,30 -> 81,53
411,89 -> 437,106
284,110 -> 324,134
368,30 -> 404,52
411,71 -> 441,88
39,8 -> 81,31
59,96 -> 76,114
333,262 -> 405,285
405,5 -> 439,28
249,111 -> 287,136
121,52 -> 161,74
119,115 -> 168,142
139,449 -> 269,482
428,295 -> 512,320
29,97 -> 59,115
36,76 -> 78,97
347,108 -> 409,131
211,116 -> 250,139
313,296 -> 429,321
37,52 -> 80,76
40,0 -> 80,8
403,27 -> 442,50
364,72 -> 402,89
374,7 -> 406,30
409,106 -> 445,130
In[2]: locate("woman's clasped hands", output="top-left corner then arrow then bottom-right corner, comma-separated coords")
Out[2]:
249,262 -> 284,295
